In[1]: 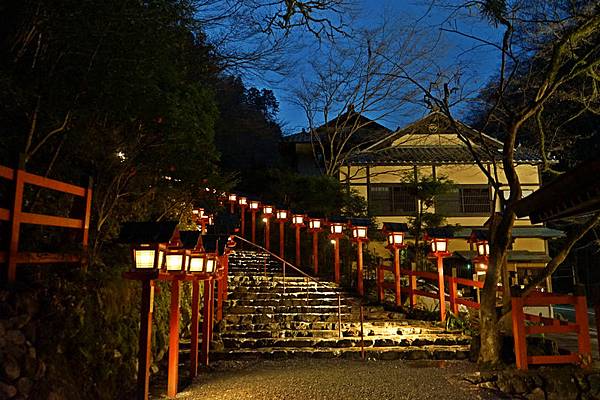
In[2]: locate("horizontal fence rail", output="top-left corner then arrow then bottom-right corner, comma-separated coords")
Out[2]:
0,162 -> 92,282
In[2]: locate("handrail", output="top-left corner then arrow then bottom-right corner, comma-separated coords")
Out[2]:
232,235 -> 332,292
231,235 -> 364,343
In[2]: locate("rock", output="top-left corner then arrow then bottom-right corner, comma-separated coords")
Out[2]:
16,377 -> 32,396
3,355 -> 21,381
527,387 -> 545,400
478,381 -> 497,390
8,315 -> 30,330
588,373 -> 600,397
511,375 -> 529,394
0,382 -> 18,399
545,371 -> 578,400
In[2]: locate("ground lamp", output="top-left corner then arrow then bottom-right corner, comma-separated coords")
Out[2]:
350,218 -> 370,296
307,216 -> 324,275
425,228 -> 453,322
382,222 -> 409,306
327,218 -> 346,284
227,193 -> 237,214
238,196 -> 248,237
290,213 -> 306,267
262,205 -> 274,251
249,200 -> 261,243
120,221 -> 178,400
276,209 -> 289,259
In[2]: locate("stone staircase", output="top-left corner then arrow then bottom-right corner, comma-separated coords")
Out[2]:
207,249 -> 471,361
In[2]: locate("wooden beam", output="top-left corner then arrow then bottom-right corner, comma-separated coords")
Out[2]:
0,165 -> 14,180
0,208 -> 10,221
22,171 -> 86,197
20,212 -> 84,229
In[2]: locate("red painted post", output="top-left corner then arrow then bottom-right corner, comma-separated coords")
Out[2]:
409,264 -> 417,308
575,287 -> 591,364
137,280 -> 155,400
201,279 -> 213,366
265,219 -> 271,251
334,237 -> 340,284
240,207 -> 246,238
312,231 -> 319,275
167,280 -> 181,398
437,255 -> 446,322
251,211 -> 257,243
190,280 -> 200,379
377,266 -> 384,302
295,225 -> 301,267
357,241 -> 364,296
209,280 -> 215,341
216,277 -> 224,322
393,247 -> 401,307
511,289 -> 528,370
229,202 -> 234,214
449,268 -> 458,315
279,221 -> 285,260
7,164 -> 24,283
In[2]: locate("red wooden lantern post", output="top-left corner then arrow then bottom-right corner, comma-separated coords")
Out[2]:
383,223 -> 408,307
249,200 -> 260,243
351,224 -> 369,296
227,193 -> 237,214
238,196 -> 248,237
291,213 -> 305,266
262,205 -> 274,251
276,209 -> 288,260
307,217 -> 324,275
328,220 -> 345,284
426,231 -> 452,322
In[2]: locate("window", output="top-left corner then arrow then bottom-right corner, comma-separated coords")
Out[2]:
369,185 -> 417,215
435,185 -> 491,215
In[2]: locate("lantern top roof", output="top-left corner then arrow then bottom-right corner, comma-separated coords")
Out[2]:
424,226 -> 456,239
328,215 -> 349,224
201,234 -> 230,255
290,209 -> 307,215
306,212 -> 325,219
348,217 -> 371,227
212,214 -> 240,234
468,229 -> 489,243
180,230 -> 203,249
382,222 -> 409,233
119,221 -> 178,244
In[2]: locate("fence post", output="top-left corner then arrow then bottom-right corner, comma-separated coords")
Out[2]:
394,247 -> 401,307
376,266 -> 383,302
7,157 -> 25,283
449,267 -> 458,315
409,262 -> 416,308
574,285 -> 591,366
81,176 -> 93,272
511,286 -> 528,370
137,280 -> 155,400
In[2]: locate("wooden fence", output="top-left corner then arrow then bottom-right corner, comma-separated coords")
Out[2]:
0,162 -> 92,282
511,285 -> 591,370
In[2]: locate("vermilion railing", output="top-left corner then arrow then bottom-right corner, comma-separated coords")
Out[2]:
0,162 -> 93,282
511,286 -> 591,370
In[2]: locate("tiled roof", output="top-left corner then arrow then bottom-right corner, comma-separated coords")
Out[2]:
348,145 -> 541,165
451,226 -> 565,239
454,250 -> 551,263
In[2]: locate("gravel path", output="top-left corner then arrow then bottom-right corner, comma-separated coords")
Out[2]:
169,359 -> 496,400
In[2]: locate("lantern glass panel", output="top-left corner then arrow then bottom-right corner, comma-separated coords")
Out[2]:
433,239 -> 447,253
293,215 -> 303,225
263,206 -> 273,215
277,210 -> 287,220
310,220 -> 321,229
189,255 -> 205,272
165,253 -> 187,272
238,197 -> 247,205
331,224 -> 343,234
228,194 -> 237,202
477,242 -> 489,257
205,257 -> 216,273
250,201 -> 259,210
134,249 -> 156,269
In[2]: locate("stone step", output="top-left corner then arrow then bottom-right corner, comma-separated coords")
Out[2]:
205,345 -> 471,361
216,335 -> 471,350
219,321 -> 452,335
225,304 -> 355,314
224,313 -> 350,325
227,291 -> 349,300
229,280 -> 338,288
219,329 -> 339,339
225,298 -> 356,307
